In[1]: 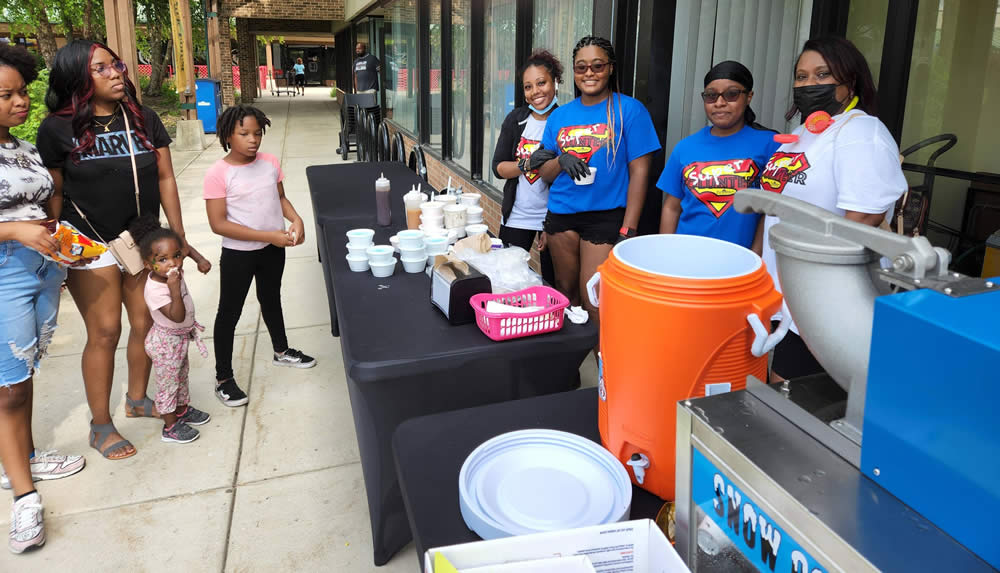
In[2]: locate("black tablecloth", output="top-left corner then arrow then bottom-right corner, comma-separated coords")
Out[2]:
392,387 -> 666,572
307,161 -> 431,336
308,162 -> 599,566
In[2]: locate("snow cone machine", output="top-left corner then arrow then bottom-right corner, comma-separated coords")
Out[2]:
673,189 -> 999,572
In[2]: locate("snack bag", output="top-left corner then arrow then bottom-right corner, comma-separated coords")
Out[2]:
43,220 -> 107,264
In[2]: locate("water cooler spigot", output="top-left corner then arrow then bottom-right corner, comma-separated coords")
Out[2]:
627,453 -> 650,484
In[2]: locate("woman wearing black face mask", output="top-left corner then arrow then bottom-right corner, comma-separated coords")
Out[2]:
759,36 -> 906,382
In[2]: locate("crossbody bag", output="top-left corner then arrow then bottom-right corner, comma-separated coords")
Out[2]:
70,105 -> 146,275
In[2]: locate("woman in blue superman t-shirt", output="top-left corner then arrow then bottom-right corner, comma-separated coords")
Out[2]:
657,61 -> 779,253
530,36 -> 660,333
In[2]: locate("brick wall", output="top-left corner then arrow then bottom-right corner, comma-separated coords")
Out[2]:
246,19 -> 334,33
222,0 -> 345,20
218,12 -> 236,106
386,122 -> 545,272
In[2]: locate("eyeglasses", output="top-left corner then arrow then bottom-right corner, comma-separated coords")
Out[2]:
701,88 -> 748,103
90,60 -> 127,78
573,61 -> 610,75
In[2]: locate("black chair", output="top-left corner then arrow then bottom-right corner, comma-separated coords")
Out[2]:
336,93 -> 378,161
364,118 -> 377,162
408,146 -> 428,182
357,108 -> 370,161
392,132 -> 406,163
377,123 -> 391,162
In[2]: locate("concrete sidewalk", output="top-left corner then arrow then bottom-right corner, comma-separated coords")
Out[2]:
1,87 -> 419,572
4,86 -> 598,572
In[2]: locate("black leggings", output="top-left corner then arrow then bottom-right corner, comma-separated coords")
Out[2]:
498,225 -> 555,286
214,245 -> 288,381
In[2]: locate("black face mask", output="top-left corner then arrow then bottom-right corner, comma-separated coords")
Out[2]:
793,84 -> 844,119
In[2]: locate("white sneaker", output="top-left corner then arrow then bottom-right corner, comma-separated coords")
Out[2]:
1,450 -> 86,490
9,492 -> 44,554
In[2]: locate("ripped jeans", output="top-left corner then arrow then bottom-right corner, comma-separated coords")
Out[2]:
0,241 -> 66,386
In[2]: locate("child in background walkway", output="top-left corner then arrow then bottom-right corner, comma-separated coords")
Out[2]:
204,105 -> 315,409
131,215 -> 211,444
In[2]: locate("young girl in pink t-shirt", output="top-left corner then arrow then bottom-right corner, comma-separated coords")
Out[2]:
130,215 -> 211,444
203,105 -> 315,408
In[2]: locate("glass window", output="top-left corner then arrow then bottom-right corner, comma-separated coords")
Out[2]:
846,1 -> 889,85
532,0 -> 593,105
451,0 -> 472,170
901,0 -> 1000,248
385,0 -> 419,136
429,0 -> 443,148
482,0 -> 517,189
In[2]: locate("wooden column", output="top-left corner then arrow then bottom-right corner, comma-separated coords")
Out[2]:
206,0 -> 223,80
168,0 -> 198,120
103,0 -> 141,103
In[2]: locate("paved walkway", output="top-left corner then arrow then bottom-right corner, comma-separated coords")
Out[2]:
1,87 -> 419,572
4,86 -> 599,572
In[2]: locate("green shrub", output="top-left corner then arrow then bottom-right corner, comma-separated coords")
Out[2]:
330,87 -> 337,98
11,69 -> 49,144
160,79 -> 179,105
139,74 -> 150,91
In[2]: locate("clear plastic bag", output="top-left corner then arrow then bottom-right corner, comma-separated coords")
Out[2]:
453,246 -> 542,293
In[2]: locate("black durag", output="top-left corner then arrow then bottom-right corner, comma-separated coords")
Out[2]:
703,60 -> 772,131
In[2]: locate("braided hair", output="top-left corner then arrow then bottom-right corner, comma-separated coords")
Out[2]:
128,214 -> 182,261
572,36 -> 624,169
217,104 -> 271,151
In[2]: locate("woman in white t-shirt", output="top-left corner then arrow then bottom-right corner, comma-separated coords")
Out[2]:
491,49 -> 562,285
760,36 -> 907,381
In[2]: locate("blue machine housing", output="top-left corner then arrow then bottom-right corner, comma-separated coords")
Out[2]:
862,284 -> 1000,569
195,78 -> 222,133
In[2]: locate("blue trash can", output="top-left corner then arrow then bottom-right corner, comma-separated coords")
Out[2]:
195,78 -> 222,133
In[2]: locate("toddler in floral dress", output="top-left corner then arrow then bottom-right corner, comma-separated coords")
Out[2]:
130,216 -> 211,443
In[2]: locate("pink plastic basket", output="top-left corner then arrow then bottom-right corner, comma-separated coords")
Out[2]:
469,286 -> 570,341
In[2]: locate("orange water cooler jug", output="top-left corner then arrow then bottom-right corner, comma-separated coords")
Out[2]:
586,234 -> 785,500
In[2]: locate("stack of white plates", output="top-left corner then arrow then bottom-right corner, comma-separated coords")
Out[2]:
459,429 -> 632,540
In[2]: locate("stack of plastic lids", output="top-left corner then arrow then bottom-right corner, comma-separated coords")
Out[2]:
459,429 -> 632,540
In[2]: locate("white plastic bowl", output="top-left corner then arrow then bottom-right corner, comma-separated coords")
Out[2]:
400,257 -> 427,273
466,206 -> 483,219
397,229 -> 425,250
420,201 -> 445,216
388,235 -> 400,252
424,236 -> 449,250
573,167 -> 597,186
346,228 -> 375,246
460,193 -> 481,207
366,244 -> 394,264
399,245 -> 427,260
466,223 -> 489,237
346,254 -> 370,272
346,243 -> 370,257
433,193 -> 457,204
370,257 -> 397,278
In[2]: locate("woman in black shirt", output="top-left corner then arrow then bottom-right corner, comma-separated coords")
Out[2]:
37,40 -> 210,460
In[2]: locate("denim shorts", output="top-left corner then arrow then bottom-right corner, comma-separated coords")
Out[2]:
0,241 -> 67,386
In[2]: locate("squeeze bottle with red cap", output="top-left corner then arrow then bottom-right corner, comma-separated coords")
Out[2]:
375,172 -> 391,226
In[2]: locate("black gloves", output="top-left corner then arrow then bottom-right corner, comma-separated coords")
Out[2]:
558,153 -> 591,181
527,147 -> 557,171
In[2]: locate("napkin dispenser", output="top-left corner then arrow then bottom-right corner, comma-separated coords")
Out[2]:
431,259 -> 492,325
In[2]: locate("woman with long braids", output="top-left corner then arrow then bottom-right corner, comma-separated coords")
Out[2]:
530,36 -> 660,338
36,40 -> 211,460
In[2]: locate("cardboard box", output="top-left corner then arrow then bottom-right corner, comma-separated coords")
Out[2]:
424,519 -> 689,573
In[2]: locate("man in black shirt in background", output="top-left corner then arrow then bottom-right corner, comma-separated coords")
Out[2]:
353,42 -> 380,93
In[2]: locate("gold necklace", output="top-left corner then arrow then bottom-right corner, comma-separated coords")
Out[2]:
93,109 -> 119,133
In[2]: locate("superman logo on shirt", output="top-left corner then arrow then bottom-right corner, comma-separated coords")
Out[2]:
682,159 -> 760,217
556,124 -> 609,163
516,136 -> 542,183
760,152 -> 810,193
